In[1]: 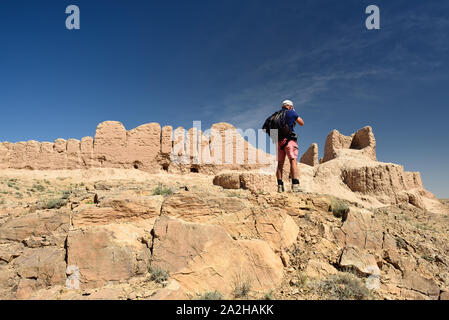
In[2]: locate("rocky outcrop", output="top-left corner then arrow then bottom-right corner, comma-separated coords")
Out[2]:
67,224 -> 151,289
151,216 -> 284,295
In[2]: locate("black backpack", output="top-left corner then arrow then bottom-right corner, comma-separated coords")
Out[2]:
262,109 -> 292,142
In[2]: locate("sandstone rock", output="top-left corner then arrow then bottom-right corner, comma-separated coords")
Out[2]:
212,172 -> 240,189
339,246 -> 380,276
161,192 -> 255,239
0,211 -> 70,247
148,279 -> 186,300
333,208 -> 383,253
67,224 -> 151,289
304,259 -> 338,278
240,172 -> 277,193
14,247 -> 66,287
441,291 -> 449,300
151,216 -> 283,295
401,270 -> 440,299
300,143 -> 318,166
0,242 -> 24,264
0,266 -> 18,299
72,195 -> 164,227
254,208 -> 299,253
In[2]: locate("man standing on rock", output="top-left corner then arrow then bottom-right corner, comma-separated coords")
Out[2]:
275,100 -> 304,193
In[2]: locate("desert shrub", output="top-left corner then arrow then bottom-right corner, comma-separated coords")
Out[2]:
149,266 -> 170,284
330,198 -> 349,220
0,198 -> 5,205
421,254 -> 435,262
297,271 -> 308,287
61,190 -> 71,200
232,274 -> 252,299
198,291 -> 223,300
32,183 -> 45,192
396,237 -> 407,250
152,185 -> 173,196
227,191 -> 245,199
7,179 -> 19,190
312,273 -> 373,300
263,290 -> 273,300
43,197 -> 68,209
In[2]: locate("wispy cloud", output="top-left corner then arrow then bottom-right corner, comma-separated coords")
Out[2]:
209,2 -> 449,130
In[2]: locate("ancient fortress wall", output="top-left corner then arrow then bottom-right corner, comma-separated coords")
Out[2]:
0,121 -> 426,197
0,121 -> 275,174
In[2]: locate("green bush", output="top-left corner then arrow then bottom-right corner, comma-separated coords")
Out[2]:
312,273 -> 373,300
149,266 -> 170,284
263,290 -> 273,300
32,184 -> 45,192
198,291 -> 223,300
232,274 -> 252,299
330,198 -> 349,220
152,185 -> 173,196
43,197 -> 68,209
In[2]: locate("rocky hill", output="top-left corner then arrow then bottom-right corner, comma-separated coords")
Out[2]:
0,122 -> 448,300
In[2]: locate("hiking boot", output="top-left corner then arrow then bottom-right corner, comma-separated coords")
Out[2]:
292,183 -> 303,193
277,184 -> 285,193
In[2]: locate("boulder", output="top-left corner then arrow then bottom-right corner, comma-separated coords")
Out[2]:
240,172 -> 277,193
339,246 -> 380,276
212,172 -> 241,189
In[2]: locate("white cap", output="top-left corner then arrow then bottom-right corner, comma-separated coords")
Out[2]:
282,100 -> 293,107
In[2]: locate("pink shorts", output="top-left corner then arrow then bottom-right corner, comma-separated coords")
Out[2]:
277,139 -> 298,161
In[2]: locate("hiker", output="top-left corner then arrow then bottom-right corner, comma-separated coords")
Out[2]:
263,100 -> 304,193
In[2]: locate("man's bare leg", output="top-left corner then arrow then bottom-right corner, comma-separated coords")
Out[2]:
276,160 -> 284,181
289,158 -> 298,180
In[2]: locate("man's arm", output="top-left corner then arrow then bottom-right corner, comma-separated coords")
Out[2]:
296,116 -> 304,126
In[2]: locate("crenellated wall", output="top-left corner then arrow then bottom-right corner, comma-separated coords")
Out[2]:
0,121 -> 275,174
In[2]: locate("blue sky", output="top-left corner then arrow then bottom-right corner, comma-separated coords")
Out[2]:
0,0 -> 448,197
